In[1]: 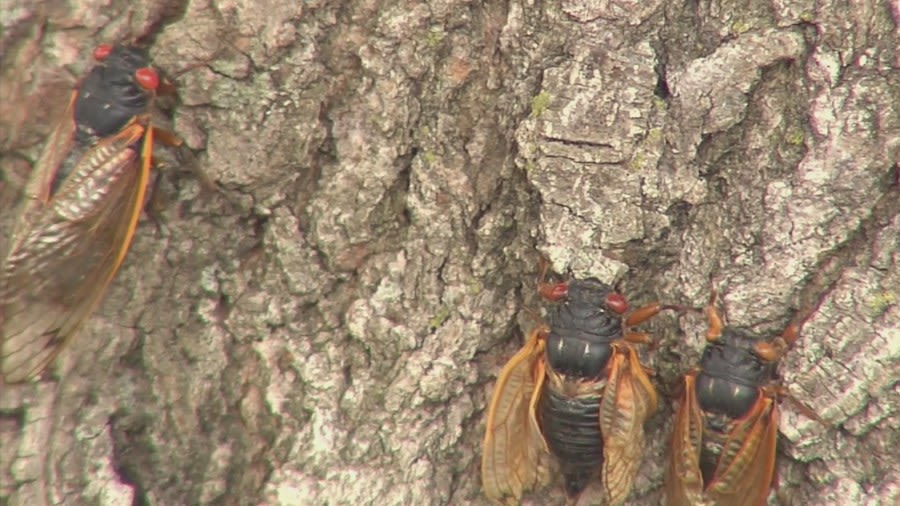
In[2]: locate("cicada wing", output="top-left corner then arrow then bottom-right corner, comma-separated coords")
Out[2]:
598,343 -> 658,506
0,122 -> 153,383
706,397 -> 779,506
664,372 -> 705,506
481,328 -> 552,505
5,93 -> 78,245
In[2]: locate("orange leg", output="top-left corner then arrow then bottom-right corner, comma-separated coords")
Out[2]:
151,127 -> 224,197
756,300 -> 820,361
625,302 -> 697,326
781,320 -> 803,347
151,127 -> 183,147
624,330 -> 658,352
625,303 -> 663,326
754,340 -> 787,362
705,290 -> 724,342
141,124 -> 221,226
622,302 -> 695,351
624,331 -> 653,345
145,172 -> 170,236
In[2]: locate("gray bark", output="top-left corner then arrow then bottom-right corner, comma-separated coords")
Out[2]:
1,0 -> 897,505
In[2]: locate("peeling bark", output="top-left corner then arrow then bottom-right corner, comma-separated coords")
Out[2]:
1,1 -> 897,505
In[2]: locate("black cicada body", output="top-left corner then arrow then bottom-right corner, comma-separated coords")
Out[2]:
666,290 -> 817,506
482,271 -> 679,505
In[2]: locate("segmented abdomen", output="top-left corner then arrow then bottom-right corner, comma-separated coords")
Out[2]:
539,382 -> 604,498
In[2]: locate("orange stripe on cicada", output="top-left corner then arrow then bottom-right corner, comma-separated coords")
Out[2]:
482,270 -> 685,505
665,290 -> 821,506
0,43 -> 180,384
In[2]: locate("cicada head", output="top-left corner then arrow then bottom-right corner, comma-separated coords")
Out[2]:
700,328 -> 779,385
564,278 -> 628,314
543,278 -> 629,380
74,45 -> 160,140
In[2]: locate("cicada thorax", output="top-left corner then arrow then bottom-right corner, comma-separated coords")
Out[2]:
75,45 -> 157,136
693,327 -> 779,485
55,45 -> 159,190
537,278 -> 640,501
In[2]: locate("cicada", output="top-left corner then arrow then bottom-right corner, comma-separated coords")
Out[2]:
0,43 -> 178,383
482,272 -> 682,505
665,290 -> 818,506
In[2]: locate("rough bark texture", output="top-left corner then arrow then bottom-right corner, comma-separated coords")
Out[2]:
1,1 -> 897,505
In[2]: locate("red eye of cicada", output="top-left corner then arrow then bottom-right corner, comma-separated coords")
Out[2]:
605,293 -> 628,314
134,68 -> 160,91
93,44 -> 113,61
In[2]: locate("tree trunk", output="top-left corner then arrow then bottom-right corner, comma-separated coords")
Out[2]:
1,1 -> 897,505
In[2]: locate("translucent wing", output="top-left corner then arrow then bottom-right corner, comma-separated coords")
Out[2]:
598,343 -> 658,506
665,372 -> 706,506
0,123 -> 153,383
481,327 -> 553,505
664,375 -> 779,506
706,397 -> 779,506
7,94 -> 79,242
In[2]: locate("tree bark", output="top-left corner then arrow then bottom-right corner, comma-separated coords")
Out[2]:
1,1 -> 897,505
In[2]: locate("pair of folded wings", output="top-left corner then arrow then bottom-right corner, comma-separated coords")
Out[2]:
481,329 -> 657,505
